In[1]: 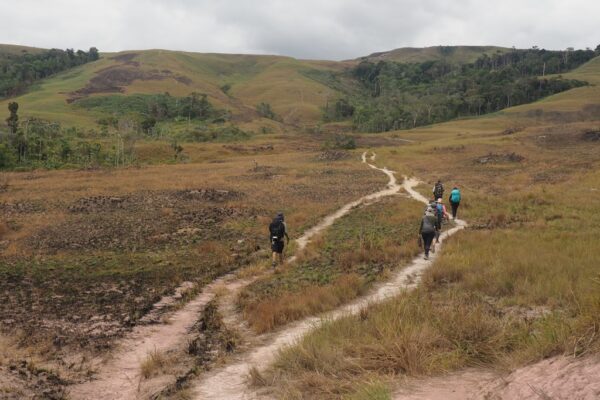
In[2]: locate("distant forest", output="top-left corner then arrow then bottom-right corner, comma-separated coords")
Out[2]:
320,46 -> 599,132
0,47 -> 99,98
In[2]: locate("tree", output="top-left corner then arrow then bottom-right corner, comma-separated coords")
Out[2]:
0,143 -> 15,168
6,102 -> 18,134
256,102 -> 276,119
89,47 -> 99,61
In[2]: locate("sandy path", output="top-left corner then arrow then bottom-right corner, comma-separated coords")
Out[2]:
394,354 -> 600,400
190,153 -> 466,399
67,275 -> 235,400
67,151 -> 404,400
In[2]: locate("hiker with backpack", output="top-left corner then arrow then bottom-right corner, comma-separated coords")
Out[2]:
448,187 -> 461,219
432,180 -> 444,200
418,206 -> 439,260
435,198 -> 449,228
269,212 -> 289,268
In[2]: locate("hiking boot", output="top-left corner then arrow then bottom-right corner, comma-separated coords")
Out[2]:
424,254 -> 429,260
271,261 -> 277,269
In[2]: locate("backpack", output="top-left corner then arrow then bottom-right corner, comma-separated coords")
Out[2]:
421,215 -> 436,234
436,203 -> 443,216
269,219 -> 285,242
450,189 -> 461,203
434,182 -> 444,198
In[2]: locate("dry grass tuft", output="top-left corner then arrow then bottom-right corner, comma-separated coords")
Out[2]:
140,349 -> 171,379
248,366 -> 268,387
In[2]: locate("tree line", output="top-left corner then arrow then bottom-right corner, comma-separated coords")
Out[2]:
0,101 -> 124,169
322,46 -> 598,132
76,92 -> 228,134
0,47 -> 99,98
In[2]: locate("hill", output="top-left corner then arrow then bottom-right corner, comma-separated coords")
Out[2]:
358,45 -> 511,63
0,43 -> 45,59
0,49 -> 348,128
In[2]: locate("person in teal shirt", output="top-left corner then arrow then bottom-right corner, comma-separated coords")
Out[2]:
448,187 -> 461,219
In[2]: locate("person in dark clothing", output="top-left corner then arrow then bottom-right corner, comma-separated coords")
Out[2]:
419,207 -> 439,260
448,187 -> 461,219
269,212 -> 290,267
432,180 -> 444,200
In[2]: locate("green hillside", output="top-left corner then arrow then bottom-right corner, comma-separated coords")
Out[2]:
0,49 -> 346,128
359,45 -> 511,63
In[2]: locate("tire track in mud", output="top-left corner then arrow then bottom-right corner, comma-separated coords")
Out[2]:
189,153 -> 466,400
67,151 -> 404,400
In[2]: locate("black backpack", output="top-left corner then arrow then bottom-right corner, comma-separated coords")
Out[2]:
434,182 -> 444,198
269,219 -> 285,242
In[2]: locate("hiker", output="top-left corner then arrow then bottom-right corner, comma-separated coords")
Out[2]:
432,180 -> 444,200
448,187 -> 461,219
425,198 -> 437,213
418,206 -> 439,260
269,212 -> 289,267
435,198 -> 449,228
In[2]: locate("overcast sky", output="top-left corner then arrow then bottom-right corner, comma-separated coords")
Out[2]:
1,0 -> 598,60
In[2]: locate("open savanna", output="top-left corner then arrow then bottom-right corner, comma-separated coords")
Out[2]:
257,58 -> 600,399
238,194 -> 424,333
0,142 -> 386,396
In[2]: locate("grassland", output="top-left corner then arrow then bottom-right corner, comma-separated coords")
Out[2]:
238,195 -> 425,333
0,140 -> 388,396
255,56 -> 600,399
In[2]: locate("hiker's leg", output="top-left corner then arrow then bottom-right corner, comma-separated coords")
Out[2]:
451,202 -> 458,219
422,233 -> 431,256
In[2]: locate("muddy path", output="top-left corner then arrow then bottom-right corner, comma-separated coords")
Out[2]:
66,151 -> 408,399
189,154 -> 466,399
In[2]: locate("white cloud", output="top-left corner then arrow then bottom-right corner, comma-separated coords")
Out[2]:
0,0 -> 598,59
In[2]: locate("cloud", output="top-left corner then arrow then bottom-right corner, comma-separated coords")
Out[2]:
0,0 -> 598,60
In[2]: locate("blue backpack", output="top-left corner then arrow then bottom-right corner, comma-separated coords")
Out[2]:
450,189 -> 461,203
436,203 -> 443,216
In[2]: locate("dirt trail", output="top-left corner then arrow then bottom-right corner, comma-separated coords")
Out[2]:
190,153 -> 466,400
291,152 -> 401,257
67,151 -> 406,399
67,275 -> 235,400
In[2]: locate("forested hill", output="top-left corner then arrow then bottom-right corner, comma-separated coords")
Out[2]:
323,47 -> 599,132
0,46 -> 99,98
